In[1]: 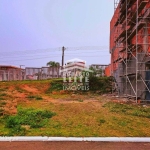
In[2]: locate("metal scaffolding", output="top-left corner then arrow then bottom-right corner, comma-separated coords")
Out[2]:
111,0 -> 150,102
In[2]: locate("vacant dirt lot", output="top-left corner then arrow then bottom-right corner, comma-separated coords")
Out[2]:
1,80 -> 150,137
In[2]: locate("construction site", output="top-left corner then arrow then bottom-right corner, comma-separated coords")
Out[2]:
1,0 -> 150,103
3,1 -> 150,148
109,0 -> 150,102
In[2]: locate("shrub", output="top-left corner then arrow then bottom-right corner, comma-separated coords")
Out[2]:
88,76 -> 112,93
8,125 -> 26,136
48,81 -> 63,92
6,116 -> 20,128
47,77 -> 112,93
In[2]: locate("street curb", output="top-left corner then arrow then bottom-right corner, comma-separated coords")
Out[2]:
0,137 -> 150,142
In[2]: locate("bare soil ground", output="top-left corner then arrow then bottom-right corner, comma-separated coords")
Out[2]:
1,82 -> 112,115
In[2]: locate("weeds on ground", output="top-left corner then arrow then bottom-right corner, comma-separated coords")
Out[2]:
104,102 -> 150,118
35,96 -> 43,100
47,79 -> 63,93
4,107 -> 56,136
0,93 -> 7,97
27,95 -> 43,100
15,86 -> 26,93
99,119 -> 106,124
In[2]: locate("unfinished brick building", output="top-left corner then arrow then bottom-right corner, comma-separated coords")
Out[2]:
110,0 -> 150,102
0,65 -> 24,81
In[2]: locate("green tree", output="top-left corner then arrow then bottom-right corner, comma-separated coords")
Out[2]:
89,66 -> 103,77
46,61 -> 60,78
46,61 -> 60,67
89,66 -> 97,77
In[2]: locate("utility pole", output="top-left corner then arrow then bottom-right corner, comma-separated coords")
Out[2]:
62,46 -> 65,67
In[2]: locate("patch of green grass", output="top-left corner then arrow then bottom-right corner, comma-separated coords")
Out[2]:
105,102 -> 150,119
8,125 -> 27,136
47,79 -> 63,93
0,119 -> 9,136
4,107 -> 56,135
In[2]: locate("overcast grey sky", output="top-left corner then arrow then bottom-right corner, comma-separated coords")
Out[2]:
0,0 -> 114,67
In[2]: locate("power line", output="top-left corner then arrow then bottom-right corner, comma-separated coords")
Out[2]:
0,53 -> 110,60
0,46 -> 110,64
0,50 -> 109,59
0,46 -> 109,55
0,55 -> 110,62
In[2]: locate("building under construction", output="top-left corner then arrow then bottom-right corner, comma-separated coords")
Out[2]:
110,0 -> 150,102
